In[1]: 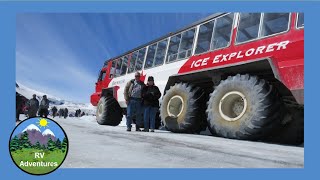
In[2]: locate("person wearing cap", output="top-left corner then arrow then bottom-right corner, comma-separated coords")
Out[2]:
124,72 -> 146,131
26,94 -> 39,118
142,76 -> 161,132
38,95 -> 49,118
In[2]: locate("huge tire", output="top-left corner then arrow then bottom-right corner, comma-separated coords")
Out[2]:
266,106 -> 304,145
206,74 -> 284,140
160,83 -> 206,133
96,96 -> 122,126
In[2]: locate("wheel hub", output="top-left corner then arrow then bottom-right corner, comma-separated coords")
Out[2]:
167,95 -> 184,118
97,103 -> 103,117
219,91 -> 247,121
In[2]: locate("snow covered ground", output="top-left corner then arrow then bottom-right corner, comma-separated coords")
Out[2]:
17,115 -> 303,168
16,83 -> 304,168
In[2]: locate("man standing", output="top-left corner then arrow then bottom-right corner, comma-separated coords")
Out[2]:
16,93 -> 24,121
58,108 -> 63,118
64,108 -> 68,119
26,94 -> 39,118
39,95 -> 49,118
124,72 -> 145,131
51,106 -> 58,118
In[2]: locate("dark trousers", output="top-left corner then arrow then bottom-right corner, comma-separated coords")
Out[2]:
144,106 -> 157,130
39,109 -> 48,118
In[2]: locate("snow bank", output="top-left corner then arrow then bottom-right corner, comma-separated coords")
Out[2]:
16,82 -> 96,115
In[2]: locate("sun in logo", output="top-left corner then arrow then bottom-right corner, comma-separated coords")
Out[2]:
37,118 -> 49,128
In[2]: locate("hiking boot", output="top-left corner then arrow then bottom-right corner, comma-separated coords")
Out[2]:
126,128 -> 131,132
143,129 -> 149,132
150,129 -> 154,132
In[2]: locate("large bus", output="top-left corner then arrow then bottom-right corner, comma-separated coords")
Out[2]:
91,13 -> 304,143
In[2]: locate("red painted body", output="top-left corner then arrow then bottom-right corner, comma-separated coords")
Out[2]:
90,63 -> 112,106
91,13 -> 304,106
178,13 -> 304,104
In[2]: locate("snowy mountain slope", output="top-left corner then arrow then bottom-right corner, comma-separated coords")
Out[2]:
42,129 -> 55,137
16,82 -> 64,105
22,124 -> 41,132
16,82 -> 96,115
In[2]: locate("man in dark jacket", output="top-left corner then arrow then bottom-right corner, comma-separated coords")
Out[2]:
142,76 -> 161,132
26,94 -> 39,118
16,93 -> 24,121
124,72 -> 146,131
75,109 -> 78,117
51,106 -> 58,118
64,108 -> 68,119
39,95 -> 49,118
58,108 -> 64,118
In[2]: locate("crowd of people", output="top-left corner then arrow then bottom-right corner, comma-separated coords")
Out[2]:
75,109 -> 85,117
57,107 -> 69,119
124,72 -> 161,132
15,94 -> 76,121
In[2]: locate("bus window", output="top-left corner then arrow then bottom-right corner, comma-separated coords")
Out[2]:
167,34 -> 181,62
178,28 -> 195,59
144,43 -> 157,69
211,13 -> 234,50
261,13 -> 290,37
236,13 -> 261,43
110,60 -> 116,78
120,55 -> 129,75
98,71 -> 106,81
135,47 -> 146,71
195,20 -> 215,54
154,39 -> 168,66
128,51 -> 138,73
115,58 -> 122,77
297,13 -> 304,28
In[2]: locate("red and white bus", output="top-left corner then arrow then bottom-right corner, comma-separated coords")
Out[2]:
91,13 -> 304,142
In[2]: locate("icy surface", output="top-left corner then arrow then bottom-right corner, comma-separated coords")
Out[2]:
17,115 -> 303,168
16,84 -> 304,168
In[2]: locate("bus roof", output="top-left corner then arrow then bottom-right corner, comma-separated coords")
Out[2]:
104,12 -> 226,65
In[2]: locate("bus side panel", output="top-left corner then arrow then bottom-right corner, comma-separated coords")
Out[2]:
108,60 -> 188,109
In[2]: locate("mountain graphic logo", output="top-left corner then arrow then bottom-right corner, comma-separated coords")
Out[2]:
9,117 -> 68,175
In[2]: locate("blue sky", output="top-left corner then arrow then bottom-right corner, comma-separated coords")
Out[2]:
16,13 -> 210,103
11,118 -> 66,141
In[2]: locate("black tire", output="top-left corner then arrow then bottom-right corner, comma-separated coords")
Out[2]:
266,107 -> 304,145
155,111 -> 161,129
160,83 -> 206,133
96,96 -> 122,126
206,74 -> 284,140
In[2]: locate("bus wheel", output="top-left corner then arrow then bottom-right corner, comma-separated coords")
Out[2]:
96,96 -> 122,126
160,83 -> 206,133
206,74 -> 283,140
265,106 -> 304,145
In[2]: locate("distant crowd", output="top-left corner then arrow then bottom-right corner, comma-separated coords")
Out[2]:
16,93 -> 86,121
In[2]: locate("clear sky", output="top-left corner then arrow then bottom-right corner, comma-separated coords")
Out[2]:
16,13 -> 211,103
